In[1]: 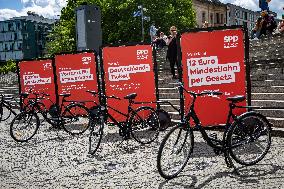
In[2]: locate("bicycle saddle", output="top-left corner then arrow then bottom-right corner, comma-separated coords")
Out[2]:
59,94 -> 71,97
20,93 -> 29,98
226,95 -> 245,103
124,93 -> 137,100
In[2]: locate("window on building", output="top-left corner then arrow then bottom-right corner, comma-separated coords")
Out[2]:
14,33 -> 17,40
0,23 -> 3,32
18,43 -> 22,50
221,14 -> 224,24
17,22 -> 21,30
244,12 -> 248,20
216,13 -> 220,24
235,19 -> 239,25
202,12 -> 206,23
23,33 -> 29,40
8,23 -> 12,31
23,22 -> 28,30
210,13 -> 213,25
235,9 -> 240,18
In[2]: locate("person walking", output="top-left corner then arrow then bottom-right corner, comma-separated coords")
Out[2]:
166,26 -> 178,79
150,22 -> 159,43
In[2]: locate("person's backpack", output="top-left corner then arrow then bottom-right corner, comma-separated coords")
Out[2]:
268,16 -> 277,30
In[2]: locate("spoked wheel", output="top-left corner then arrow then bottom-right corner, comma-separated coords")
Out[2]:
62,104 -> 90,135
227,112 -> 271,166
157,123 -> 194,179
89,115 -> 104,155
0,104 -> 12,121
10,111 -> 39,142
130,106 -> 160,144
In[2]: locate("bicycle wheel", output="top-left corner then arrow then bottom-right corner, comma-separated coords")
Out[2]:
130,106 -> 160,144
0,104 -> 12,121
89,110 -> 104,155
62,103 -> 90,135
10,111 -> 39,142
227,112 -> 271,166
157,123 -> 194,179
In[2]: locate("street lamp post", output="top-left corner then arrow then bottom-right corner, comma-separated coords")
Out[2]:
138,5 -> 144,42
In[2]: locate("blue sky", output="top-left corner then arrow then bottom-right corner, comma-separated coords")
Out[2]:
0,0 -> 283,21
0,0 -> 22,11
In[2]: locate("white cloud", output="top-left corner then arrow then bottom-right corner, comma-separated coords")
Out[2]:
220,0 -> 284,19
0,0 -> 67,21
0,9 -> 22,21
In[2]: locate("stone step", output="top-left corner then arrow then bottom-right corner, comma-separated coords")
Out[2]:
158,87 -> 179,93
251,100 -> 284,107
250,36 -> 284,48
251,67 -> 284,75
250,59 -> 284,68
160,104 -> 181,114
251,93 -> 284,100
254,109 -> 284,118
251,86 -> 284,93
159,92 -> 180,98
251,74 -> 284,81
267,118 -> 284,128
158,82 -> 179,88
251,80 -> 284,87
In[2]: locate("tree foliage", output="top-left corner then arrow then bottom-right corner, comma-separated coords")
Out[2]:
0,59 -> 17,74
46,0 -> 196,55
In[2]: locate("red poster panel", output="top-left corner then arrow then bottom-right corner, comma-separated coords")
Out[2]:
102,45 -> 157,122
181,29 -> 247,126
54,52 -> 99,108
18,59 -> 56,109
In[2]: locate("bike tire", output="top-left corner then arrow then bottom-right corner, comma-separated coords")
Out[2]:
62,103 -> 90,135
89,113 -> 104,155
130,106 -> 160,144
157,123 -> 194,179
10,111 -> 39,142
227,111 -> 271,166
0,104 -> 12,121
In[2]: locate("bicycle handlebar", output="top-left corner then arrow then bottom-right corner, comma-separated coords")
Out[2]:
86,90 -> 98,96
177,82 -> 223,97
86,90 -> 121,100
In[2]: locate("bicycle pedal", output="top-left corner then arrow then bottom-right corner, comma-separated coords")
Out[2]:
213,149 -> 221,155
209,133 -> 217,139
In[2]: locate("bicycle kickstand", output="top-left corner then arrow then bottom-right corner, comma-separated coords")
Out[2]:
117,138 -> 131,153
224,151 -> 240,175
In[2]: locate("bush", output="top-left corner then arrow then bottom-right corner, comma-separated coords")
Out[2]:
0,59 -> 17,74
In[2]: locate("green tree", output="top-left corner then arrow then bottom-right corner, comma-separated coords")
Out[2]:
0,59 -> 17,74
46,0 -> 196,56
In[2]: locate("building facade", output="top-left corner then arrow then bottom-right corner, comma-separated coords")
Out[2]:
226,3 -> 261,32
193,0 -> 227,28
0,12 -> 56,61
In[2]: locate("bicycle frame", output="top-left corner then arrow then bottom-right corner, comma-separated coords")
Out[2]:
183,92 -> 246,152
102,99 -> 141,135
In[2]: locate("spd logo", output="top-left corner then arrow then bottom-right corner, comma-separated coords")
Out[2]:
224,35 -> 238,49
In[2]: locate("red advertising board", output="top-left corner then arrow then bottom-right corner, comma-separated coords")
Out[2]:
102,45 -> 157,122
18,59 -> 56,109
181,28 -> 247,126
54,52 -> 99,108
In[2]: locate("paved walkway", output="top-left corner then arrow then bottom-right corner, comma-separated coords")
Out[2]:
1,116 -> 284,189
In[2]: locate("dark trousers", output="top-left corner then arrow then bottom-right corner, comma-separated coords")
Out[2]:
169,58 -> 177,77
